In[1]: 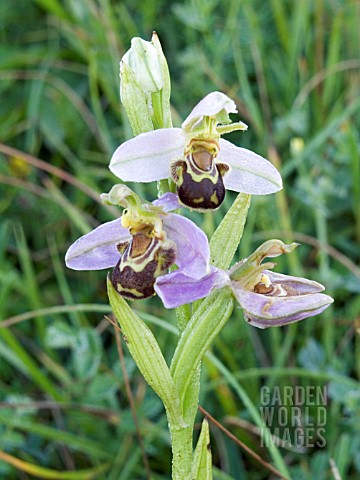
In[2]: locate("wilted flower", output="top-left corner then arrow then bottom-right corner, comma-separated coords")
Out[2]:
155,239 -> 333,328
110,91 -> 282,211
65,188 -> 210,300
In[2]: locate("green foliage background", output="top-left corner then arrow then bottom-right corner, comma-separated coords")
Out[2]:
1,0 -> 360,478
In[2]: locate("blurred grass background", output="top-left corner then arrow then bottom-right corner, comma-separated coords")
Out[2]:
1,0 -> 360,478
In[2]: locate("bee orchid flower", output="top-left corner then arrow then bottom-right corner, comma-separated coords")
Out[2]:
110,91 -> 283,211
65,188 -> 210,300
155,240 -> 334,328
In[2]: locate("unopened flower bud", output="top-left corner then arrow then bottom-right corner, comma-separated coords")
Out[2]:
122,37 -> 163,93
120,33 -> 171,134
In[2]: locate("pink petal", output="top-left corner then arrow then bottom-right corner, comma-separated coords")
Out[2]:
65,219 -> 130,270
155,268 -> 229,308
218,139 -> 283,194
152,192 -> 181,212
265,270 -> 326,294
232,288 -> 333,329
162,213 -> 210,279
109,128 -> 185,182
182,92 -> 237,132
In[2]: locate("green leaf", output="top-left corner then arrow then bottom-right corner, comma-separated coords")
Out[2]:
210,193 -> 251,270
45,320 -> 75,349
32,0 -> 70,20
0,449 -> 108,479
0,415 -> 113,460
182,363 -> 201,427
171,288 -> 234,409
107,278 -> 183,424
192,419 -> 212,480
72,328 -> 103,380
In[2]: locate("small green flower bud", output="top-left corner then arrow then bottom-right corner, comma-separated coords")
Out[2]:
120,33 -> 172,134
122,37 -> 164,93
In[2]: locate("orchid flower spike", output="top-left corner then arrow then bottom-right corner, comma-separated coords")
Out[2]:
110,91 -> 283,211
65,188 -> 211,301
155,239 -> 334,328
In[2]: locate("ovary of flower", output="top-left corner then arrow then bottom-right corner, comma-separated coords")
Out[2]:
110,91 -> 283,211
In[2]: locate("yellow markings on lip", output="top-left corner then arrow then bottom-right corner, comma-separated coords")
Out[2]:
116,284 -> 144,298
171,152 -> 227,211
187,160 -> 219,184
271,284 -> 289,297
210,191 -> 219,205
121,239 -> 160,273
175,164 -> 184,181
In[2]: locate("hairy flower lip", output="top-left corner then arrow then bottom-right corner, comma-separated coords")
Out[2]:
109,91 -> 282,196
65,192 -> 210,280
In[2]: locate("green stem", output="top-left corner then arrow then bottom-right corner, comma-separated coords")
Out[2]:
151,91 -> 165,129
169,288 -> 234,479
168,422 -> 194,480
171,288 -> 234,409
176,303 -> 192,332
167,193 -> 251,478
168,365 -> 202,479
